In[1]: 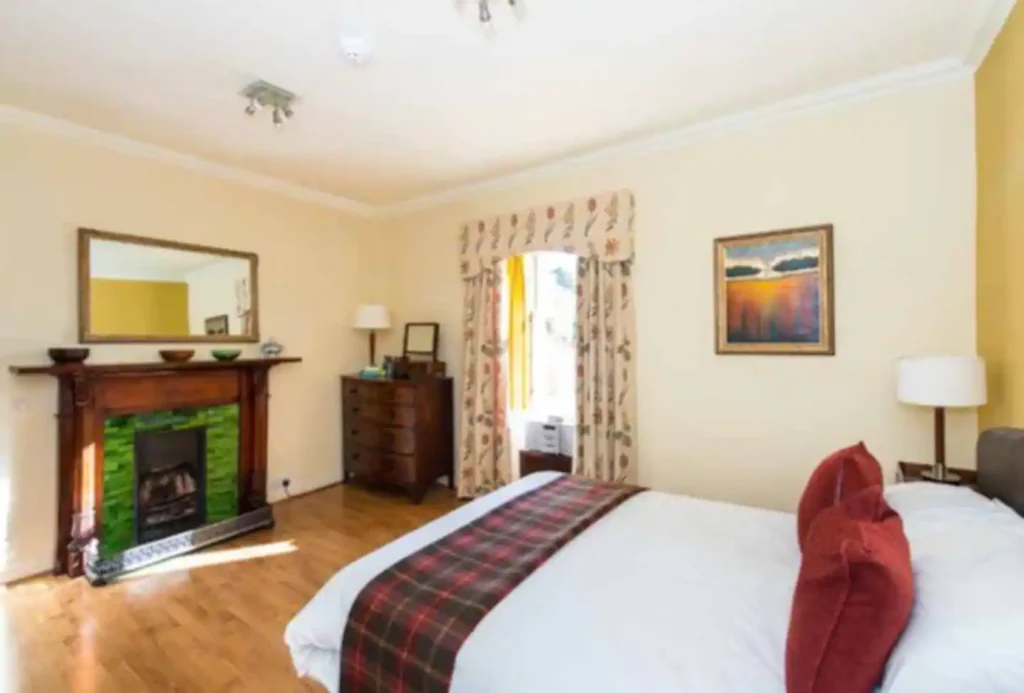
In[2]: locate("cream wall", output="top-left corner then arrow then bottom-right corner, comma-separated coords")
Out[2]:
0,123 -> 380,582
380,76 -> 978,512
0,74 -> 979,581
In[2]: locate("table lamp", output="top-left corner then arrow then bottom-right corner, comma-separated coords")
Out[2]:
897,355 -> 987,483
354,304 -> 390,366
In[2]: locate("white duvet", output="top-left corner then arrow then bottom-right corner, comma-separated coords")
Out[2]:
287,474 -> 1024,693
285,473 -> 800,693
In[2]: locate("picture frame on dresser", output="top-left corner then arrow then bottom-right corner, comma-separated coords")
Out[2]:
402,322 -> 440,361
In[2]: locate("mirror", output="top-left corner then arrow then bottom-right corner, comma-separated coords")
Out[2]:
78,228 -> 259,343
403,322 -> 439,360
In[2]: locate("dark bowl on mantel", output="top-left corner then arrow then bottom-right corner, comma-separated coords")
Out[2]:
158,349 -> 195,363
47,348 -> 90,365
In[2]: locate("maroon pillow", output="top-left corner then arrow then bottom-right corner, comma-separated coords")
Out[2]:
786,486 -> 914,693
797,442 -> 883,550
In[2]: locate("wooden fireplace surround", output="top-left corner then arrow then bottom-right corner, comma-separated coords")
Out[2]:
10,358 -> 300,578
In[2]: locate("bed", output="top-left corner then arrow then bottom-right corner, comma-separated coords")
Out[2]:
286,429 -> 1024,693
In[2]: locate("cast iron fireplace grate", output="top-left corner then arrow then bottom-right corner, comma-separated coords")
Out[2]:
134,427 -> 207,544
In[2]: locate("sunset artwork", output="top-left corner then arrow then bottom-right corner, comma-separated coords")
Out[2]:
714,225 -> 834,355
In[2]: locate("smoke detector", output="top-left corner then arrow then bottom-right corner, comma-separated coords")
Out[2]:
339,33 -> 373,66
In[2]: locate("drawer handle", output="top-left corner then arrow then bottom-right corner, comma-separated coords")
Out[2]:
350,430 -> 358,437
351,407 -> 361,414
351,452 -> 360,460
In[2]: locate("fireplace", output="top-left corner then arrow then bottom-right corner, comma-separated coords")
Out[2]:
135,427 -> 207,544
9,356 -> 301,583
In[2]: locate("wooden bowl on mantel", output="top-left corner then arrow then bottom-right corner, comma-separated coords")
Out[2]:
47,348 -> 90,365
158,350 -> 195,363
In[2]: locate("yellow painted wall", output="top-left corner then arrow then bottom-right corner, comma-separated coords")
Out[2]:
977,4 -> 1024,429
90,278 -> 189,336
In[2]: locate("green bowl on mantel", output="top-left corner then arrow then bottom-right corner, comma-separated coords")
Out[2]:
211,349 -> 242,362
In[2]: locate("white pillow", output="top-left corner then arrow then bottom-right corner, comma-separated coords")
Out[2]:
884,482 -> 1001,516
881,483 -> 1024,692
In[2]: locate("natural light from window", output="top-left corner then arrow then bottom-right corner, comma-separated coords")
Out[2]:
509,251 -> 577,421
124,539 -> 298,579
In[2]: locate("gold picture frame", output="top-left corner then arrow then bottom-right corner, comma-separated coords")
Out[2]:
78,227 -> 260,344
714,224 -> 834,355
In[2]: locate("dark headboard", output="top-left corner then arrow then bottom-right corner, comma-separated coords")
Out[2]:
977,428 -> 1024,516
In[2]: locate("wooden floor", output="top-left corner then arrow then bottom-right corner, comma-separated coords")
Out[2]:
0,484 -> 460,692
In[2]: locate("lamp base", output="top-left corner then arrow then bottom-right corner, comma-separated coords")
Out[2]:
921,467 -> 962,485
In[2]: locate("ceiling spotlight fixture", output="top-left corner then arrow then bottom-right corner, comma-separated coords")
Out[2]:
479,3 -> 495,39
244,96 -> 263,116
468,0 -> 524,37
240,80 -> 297,130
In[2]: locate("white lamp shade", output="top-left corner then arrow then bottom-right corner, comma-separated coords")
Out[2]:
897,356 -> 987,408
354,304 -> 390,330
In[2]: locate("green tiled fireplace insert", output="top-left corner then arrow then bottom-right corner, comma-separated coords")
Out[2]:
101,404 -> 239,557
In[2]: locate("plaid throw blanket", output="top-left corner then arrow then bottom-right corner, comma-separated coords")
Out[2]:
339,474 -> 644,693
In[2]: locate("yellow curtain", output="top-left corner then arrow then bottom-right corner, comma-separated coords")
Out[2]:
506,255 -> 530,410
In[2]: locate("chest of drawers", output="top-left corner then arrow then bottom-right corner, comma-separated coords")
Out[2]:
341,375 -> 454,503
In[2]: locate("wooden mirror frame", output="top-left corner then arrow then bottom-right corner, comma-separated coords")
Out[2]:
78,228 -> 260,344
402,322 -> 440,360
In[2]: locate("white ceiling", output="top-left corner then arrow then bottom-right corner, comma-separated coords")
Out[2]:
0,0 -> 1012,210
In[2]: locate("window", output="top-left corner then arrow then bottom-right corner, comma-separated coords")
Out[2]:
506,251 -> 577,420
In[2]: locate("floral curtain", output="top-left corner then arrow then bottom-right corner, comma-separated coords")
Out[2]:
458,262 -> 511,497
459,190 -> 636,496
574,257 -> 636,483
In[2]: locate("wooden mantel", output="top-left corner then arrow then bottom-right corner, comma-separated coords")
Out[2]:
11,357 -> 301,579
9,357 -> 301,376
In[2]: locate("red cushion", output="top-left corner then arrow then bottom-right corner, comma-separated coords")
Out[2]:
797,442 -> 883,550
786,486 -> 914,693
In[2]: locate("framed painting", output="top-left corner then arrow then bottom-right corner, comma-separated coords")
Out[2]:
714,224 -> 834,355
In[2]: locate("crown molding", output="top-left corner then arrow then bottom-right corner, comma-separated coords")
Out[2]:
0,52 -> 980,221
964,0 -> 1017,68
377,59 -> 971,218
0,104 -> 377,218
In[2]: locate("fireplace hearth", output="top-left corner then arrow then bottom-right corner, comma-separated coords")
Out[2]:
135,427 -> 207,544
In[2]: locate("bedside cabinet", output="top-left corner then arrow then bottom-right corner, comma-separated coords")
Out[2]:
520,450 -> 573,477
897,461 -> 977,487
341,376 -> 454,503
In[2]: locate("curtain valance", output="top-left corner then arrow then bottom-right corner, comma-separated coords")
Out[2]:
459,189 -> 635,279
